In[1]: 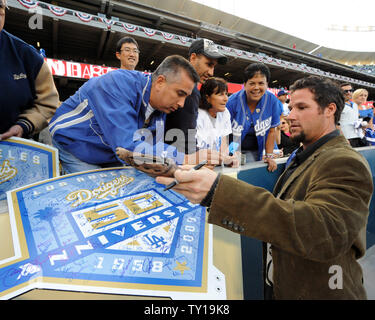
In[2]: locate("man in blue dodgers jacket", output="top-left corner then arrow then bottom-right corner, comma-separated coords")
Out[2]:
0,0 -> 59,140
49,55 -> 214,174
226,63 -> 281,168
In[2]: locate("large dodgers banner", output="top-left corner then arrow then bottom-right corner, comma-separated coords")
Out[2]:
0,137 -> 59,212
0,167 -> 225,299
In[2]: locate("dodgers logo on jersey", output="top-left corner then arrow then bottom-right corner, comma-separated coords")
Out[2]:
254,117 -> 272,137
0,167 -> 225,299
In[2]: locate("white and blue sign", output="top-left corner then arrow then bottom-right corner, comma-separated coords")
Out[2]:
0,137 -> 58,212
0,167 -> 224,299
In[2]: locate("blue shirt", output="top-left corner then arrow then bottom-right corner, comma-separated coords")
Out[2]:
359,108 -> 373,119
365,128 -> 375,146
49,70 -> 184,165
226,90 -> 281,160
0,30 -> 44,134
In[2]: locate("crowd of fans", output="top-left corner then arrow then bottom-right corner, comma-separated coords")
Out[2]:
353,64 -> 375,76
337,84 -> 375,147
2,0 -> 375,300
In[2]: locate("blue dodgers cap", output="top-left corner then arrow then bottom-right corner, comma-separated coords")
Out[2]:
189,38 -> 227,65
277,89 -> 288,97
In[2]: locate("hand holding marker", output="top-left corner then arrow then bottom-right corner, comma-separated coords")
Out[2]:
163,160 -> 208,191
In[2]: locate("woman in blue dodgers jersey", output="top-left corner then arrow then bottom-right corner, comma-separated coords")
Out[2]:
226,63 -> 282,171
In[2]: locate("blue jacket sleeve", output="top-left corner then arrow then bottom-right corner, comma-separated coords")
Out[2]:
87,73 -> 141,152
88,72 -> 185,164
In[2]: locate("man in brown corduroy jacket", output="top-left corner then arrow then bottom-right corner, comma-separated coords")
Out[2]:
157,76 -> 373,299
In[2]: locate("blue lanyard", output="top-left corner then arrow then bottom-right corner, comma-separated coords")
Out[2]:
285,148 -> 298,168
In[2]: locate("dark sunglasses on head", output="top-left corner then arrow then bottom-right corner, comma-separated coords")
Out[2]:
343,89 -> 354,93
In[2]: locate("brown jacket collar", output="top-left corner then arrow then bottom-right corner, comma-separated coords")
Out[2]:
275,135 -> 350,198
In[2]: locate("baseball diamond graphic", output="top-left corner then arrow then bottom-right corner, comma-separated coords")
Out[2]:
0,167 -> 225,299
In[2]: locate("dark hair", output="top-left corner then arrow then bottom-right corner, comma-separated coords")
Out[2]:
363,116 -> 372,123
289,76 -> 345,125
152,55 -> 200,84
243,63 -> 271,83
340,82 -> 352,88
199,77 -> 228,110
116,37 -> 139,52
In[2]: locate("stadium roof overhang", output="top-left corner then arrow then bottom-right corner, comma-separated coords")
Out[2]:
128,0 -> 375,65
5,0 -> 375,98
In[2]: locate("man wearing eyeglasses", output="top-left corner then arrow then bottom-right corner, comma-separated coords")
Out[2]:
0,0 -> 59,140
115,37 -> 140,71
338,83 -> 367,147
